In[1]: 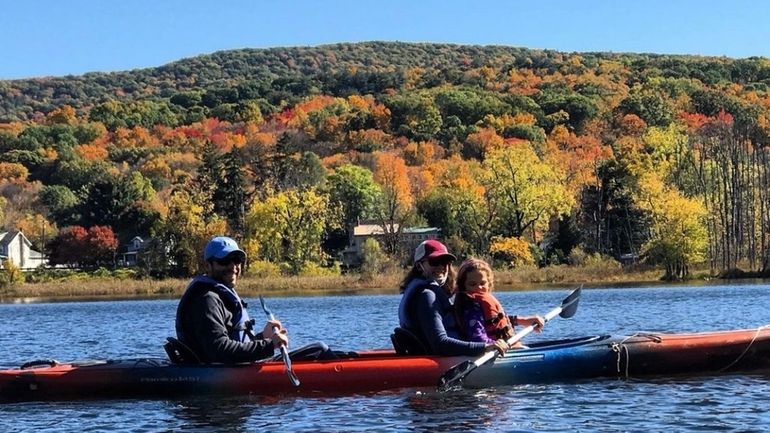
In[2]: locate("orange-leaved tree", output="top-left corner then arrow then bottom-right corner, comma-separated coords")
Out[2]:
372,152 -> 414,255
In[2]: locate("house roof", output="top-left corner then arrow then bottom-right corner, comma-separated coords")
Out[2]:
0,231 -> 31,248
0,231 -> 40,254
352,224 -> 439,236
120,236 -> 148,254
353,224 -> 393,236
403,227 -> 440,234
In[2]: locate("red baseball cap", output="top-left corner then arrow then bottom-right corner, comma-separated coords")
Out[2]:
413,239 -> 456,264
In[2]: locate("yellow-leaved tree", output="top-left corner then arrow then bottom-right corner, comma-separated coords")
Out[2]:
635,172 -> 708,280
13,213 -> 58,252
484,143 -> 574,241
244,188 -> 332,275
0,259 -> 25,292
489,236 -> 535,268
150,189 -> 228,276
426,156 -> 498,255
0,197 -> 6,228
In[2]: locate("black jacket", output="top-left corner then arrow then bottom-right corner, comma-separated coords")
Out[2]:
175,279 -> 275,363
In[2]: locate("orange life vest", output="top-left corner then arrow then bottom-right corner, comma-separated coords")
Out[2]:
456,291 -> 514,341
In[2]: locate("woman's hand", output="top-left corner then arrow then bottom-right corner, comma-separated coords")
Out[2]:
485,338 -> 509,356
509,340 -> 528,350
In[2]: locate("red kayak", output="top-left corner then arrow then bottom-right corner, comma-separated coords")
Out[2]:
2,327 -> 770,402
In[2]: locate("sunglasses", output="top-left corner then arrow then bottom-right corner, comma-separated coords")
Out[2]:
212,257 -> 244,266
427,257 -> 453,266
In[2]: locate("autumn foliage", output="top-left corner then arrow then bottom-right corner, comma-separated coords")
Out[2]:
47,226 -> 119,269
1,43 -> 770,278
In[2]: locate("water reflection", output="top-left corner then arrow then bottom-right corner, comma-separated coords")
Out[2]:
167,398 -> 243,432
168,394 -> 325,432
400,389 -> 511,433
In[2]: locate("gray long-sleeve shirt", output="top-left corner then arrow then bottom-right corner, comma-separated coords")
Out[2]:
176,282 -> 275,363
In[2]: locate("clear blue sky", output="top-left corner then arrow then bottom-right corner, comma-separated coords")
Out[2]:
2,0 -> 770,80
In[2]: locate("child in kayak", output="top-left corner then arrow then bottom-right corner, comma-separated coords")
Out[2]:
398,240 -> 509,357
454,258 -> 544,348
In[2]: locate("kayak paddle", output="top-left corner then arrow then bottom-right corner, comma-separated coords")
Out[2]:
438,285 -> 582,390
259,295 -> 300,386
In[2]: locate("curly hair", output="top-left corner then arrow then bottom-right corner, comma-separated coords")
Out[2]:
455,258 -> 494,294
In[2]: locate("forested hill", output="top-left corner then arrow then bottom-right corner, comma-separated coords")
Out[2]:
1,41 -> 768,122
2,41 -> 770,281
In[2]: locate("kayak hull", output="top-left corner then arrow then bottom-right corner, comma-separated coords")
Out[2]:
2,327 -> 769,401
467,327 -> 770,387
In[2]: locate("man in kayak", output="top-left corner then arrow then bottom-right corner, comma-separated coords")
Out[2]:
175,236 -> 289,363
398,239 -> 508,357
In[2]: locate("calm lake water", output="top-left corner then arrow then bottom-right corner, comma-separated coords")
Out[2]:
1,282 -> 770,432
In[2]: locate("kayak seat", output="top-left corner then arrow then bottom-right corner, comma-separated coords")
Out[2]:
391,327 -> 427,356
164,337 -> 201,365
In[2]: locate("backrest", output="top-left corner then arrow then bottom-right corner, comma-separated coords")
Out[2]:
164,337 -> 202,364
390,327 -> 428,356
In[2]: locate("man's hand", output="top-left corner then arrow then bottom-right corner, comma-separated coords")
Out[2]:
270,329 -> 289,349
262,319 -> 282,338
262,319 -> 289,349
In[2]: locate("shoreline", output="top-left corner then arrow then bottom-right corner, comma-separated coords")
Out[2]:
3,262 -> 762,304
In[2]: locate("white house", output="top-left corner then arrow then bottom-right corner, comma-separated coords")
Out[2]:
0,231 -> 46,270
340,221 -> 441,267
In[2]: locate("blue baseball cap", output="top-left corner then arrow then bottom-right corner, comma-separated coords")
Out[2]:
204,236 -> 247,262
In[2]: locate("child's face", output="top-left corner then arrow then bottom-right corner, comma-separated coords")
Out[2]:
463,269 -> 490,293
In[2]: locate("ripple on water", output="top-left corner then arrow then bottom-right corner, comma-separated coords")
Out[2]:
2,286 -> 770,432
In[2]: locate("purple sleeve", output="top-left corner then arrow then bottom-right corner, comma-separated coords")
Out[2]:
462,302 -> 495,343
413,290 -> 486,356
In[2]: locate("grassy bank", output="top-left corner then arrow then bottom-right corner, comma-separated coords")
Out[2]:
0,261 -> 704,302
0,272 -> 405,301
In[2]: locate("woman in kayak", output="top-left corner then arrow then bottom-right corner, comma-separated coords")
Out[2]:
454,258 -> 544,348
398,240 -> 508,356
